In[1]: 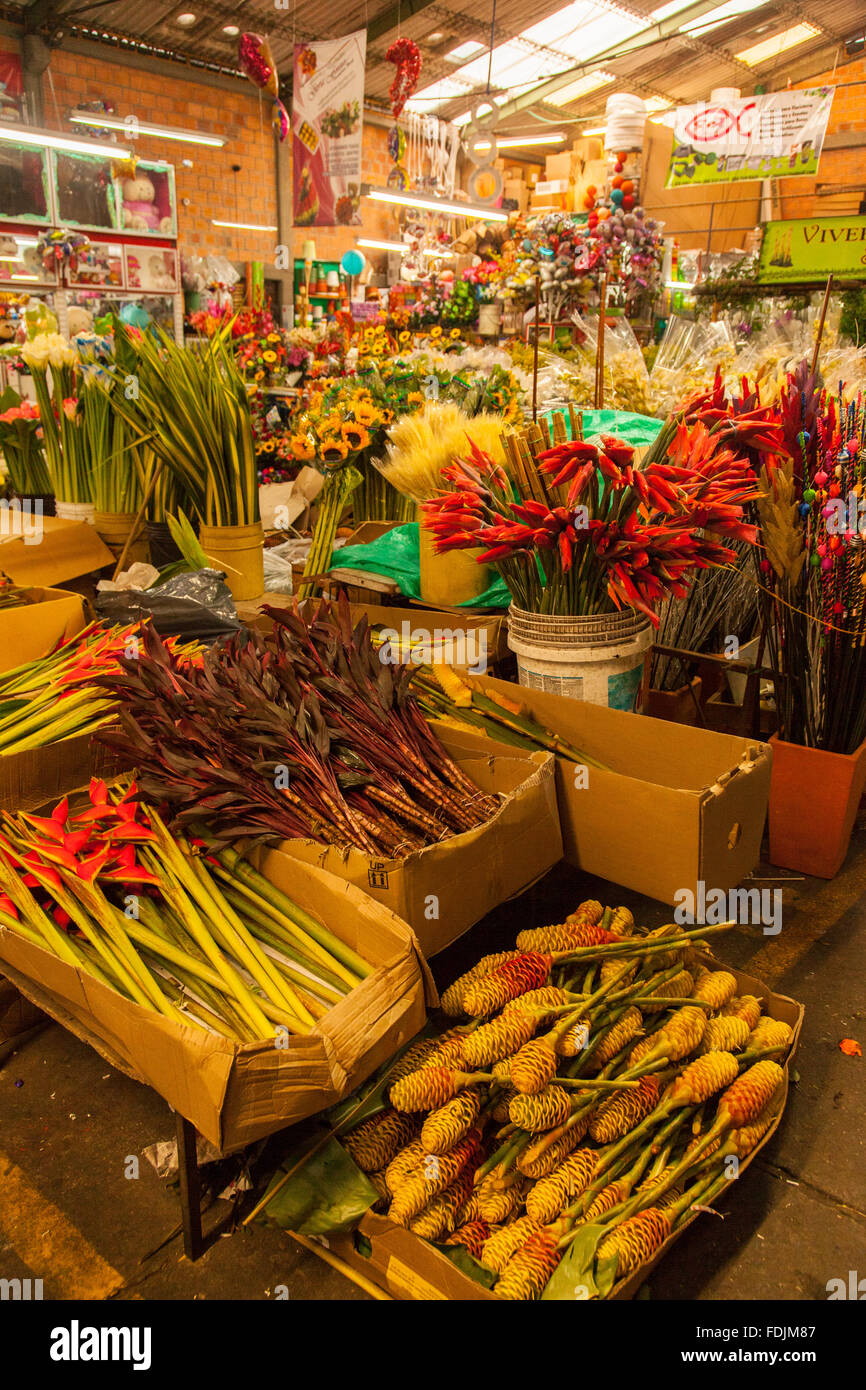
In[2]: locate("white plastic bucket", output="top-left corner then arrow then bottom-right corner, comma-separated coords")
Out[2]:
507,605 -> 652,709
55,499 -> 95,525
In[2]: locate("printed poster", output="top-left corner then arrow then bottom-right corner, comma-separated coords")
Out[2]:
666,88 -> 834,188
293,29 -> 366,227
758,216 -> 866,283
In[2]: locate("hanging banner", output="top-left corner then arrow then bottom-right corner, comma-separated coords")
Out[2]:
293,29 -> 366,227
758,216 -> 866,283
666,88 -> 834,188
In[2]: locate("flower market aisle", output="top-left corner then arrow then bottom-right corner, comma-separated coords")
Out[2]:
2,833 -> 864,1303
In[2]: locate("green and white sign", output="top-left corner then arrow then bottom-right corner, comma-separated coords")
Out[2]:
758,216 -> 866,283
666,88 -> 834,189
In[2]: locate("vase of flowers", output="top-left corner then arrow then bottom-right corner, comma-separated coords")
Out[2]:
422,406 -> 761,707
20,332 -> 94,521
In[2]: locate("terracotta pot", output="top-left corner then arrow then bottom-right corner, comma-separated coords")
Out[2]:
643,676 -> 702,725
768,733 -> 866,878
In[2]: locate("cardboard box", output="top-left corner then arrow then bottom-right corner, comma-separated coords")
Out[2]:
503,179 -> 528,216
459,674 -> 772,906
0,586 -> 87,675
262,726 -> 562,955
0,517 -> 114,587
343,601 -> 510,671
0,850 -> 435,1151
0,973 -> 44,1043
0,729 -> 132,814
544,152 -> 576,183
328,955 -> 803,1300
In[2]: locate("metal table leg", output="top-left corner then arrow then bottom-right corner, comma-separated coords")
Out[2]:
176,1111 -> 204,1261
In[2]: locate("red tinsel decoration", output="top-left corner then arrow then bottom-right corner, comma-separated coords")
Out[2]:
386,38 -> 421,119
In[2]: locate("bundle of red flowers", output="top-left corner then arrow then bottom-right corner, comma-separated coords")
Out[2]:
422,412 -> 765,623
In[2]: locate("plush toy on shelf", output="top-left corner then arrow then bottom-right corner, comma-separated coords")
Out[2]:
121,174 -> 172,233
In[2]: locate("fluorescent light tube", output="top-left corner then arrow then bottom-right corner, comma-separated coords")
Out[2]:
70,111 -> 225,148
0,125 -> 130,159
365,187 -> 508,221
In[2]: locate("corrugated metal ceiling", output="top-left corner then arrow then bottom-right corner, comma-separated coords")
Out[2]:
16,0 -> 865,129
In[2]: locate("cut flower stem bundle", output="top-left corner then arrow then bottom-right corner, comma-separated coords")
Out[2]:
0,781 -> 372,1041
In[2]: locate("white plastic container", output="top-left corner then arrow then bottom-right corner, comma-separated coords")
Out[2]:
507,605 -> 652,709
604,93 -> 646,153
54,499 -> 95,525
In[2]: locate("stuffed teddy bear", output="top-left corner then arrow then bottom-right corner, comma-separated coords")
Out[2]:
145,254 -> 176,292
121,175 -> 172,234
67,305 -> 93,336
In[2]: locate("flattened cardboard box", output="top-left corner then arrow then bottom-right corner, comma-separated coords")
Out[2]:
0,586 -> 87,675
0,517 -> 114,587
328,955 -> 804,1301
250,602 -> 510,669
0,850 -> 436,1152
459,674 -> 772,906
263,725 -> 562,955
0,729 -> 132,813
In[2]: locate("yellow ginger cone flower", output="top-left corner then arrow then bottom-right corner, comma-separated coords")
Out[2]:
697,1015 -> 750,1055
477,1180 -> 526,1225
509,1083 -> 573,1133
656,1005 -> 708,1060
597,1207 -> 673,1280
495,1228 -> 562,1301
510,1036 -> 559,1095
491,1056 -> 514,1081
640,969 -> 693,1014
367,1169 -> 391,1206
423,1031 -> 470,1069
440,951 -> 520,1016
461,1010 -> 537,1069
749,1018 -> 793,1051
385,1138 -> 427,1192
608,906 -> 635,938
421,1089 -> 483,1155
481,1215 -> 541,1272
446,1219 -> 492,1260
666,1050 -> 739,1107
556,1018 -> 591,1058
601,958 -> 637,987
388,1036 -> 441,1085
342,1108 -> 418,1173
516,920 -> 611,953
589,1077 -> 661,1144
591,1006 -> 644,1068
693,970 -> 738,1012
504,985 -> 571,1016
491,1085 -> 517,1123
570,899 -> 603,924
723,994 -> 762,1030
731,1105 -> 778,1157
388,1133 -> 482,1226
454,1191 -> 481,1226
518,1121 -> 586,1179
526,1148 -> 597,1224
409,1171 -> 474,1241
390,1067 -> 479,1113
584,1180 -> 629,1221
717,1060 -> 785,1129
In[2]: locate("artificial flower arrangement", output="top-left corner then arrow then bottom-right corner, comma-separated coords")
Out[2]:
19,332 -> 91,505
463,259 -> 503,305
422,394 -> 778,622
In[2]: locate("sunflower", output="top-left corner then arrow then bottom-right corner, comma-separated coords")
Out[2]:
429,326 -> 442,339
380,408 -> 395,424
254,369 -> 265,381
321,438 -> 349,462
262,349 -> 277,363
407,391 -> 424,408
267,333 -> 280,343
290,434 -> 316,461
398,330 -> 411,344
341,422 -> 370,450
449,328 -> 462,339
354,402 -> 380,427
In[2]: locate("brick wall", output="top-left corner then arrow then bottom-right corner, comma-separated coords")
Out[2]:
777,58 -> 866,219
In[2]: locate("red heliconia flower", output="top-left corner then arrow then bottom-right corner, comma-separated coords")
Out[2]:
51,796 -> 69,826
89,778 -> 109,805
21,813 -> 67,843
598,435 -> 634,468
0,894 -> 19,919
62,828 -> 93,855
53,906 -> 72,931
76,846 -> 113,881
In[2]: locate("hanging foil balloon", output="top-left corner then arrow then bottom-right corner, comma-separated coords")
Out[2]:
386,38 -> 422,120
239,32 -> 289,142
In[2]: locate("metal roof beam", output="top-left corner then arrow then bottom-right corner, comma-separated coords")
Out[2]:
491,0 -> 765,122
367,0 -> 438,44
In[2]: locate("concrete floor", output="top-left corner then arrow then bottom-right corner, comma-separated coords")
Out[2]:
2,819 -> 866,1302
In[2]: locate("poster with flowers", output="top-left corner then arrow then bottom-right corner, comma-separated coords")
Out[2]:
292,29 -> 366,227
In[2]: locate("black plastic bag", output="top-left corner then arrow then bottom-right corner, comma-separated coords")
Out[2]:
95,568 -> 242,641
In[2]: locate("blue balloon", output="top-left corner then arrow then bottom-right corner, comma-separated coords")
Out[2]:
119,302 -> 151,329
341,250 -> 365,276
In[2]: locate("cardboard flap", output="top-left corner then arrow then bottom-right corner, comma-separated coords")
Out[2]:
0,518 -> 114,585
0,587 -> 87,675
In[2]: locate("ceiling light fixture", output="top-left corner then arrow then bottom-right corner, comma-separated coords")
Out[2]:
473,132 -> 566,149
427,31 -> 445,42
365,187 -> 508,221
176,12 -> 197,26
212,219 -> 278,231
357,237 -> 407,253
70,110 -> 225,147
735,22 -> 820,65
581,125 -> 607,136
223,24 -> 240,37
0,124 -> 130,159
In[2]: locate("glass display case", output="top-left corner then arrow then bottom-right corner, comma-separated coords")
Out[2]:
68,240 -> 124,289
52,151 -> 119,231
66,287 -> 182,340
116,160 -> 177,238
124,245 -> 178,293
0,142 -> 51,223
